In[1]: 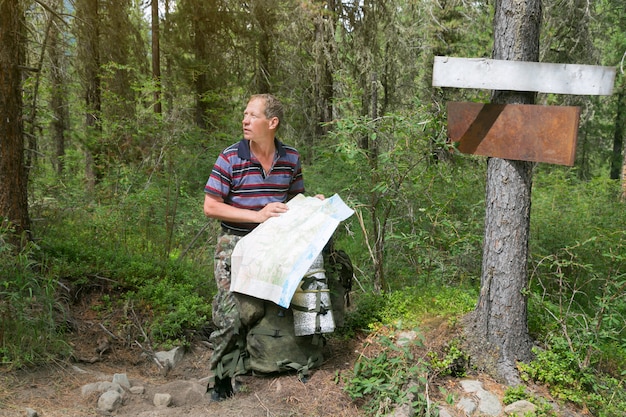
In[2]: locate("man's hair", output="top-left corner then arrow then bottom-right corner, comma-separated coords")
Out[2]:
250,94 -> 283,129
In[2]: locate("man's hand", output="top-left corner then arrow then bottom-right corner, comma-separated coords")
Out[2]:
257,201 -> 289,222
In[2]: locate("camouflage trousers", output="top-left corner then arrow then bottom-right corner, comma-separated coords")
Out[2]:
208,232 -> 247,379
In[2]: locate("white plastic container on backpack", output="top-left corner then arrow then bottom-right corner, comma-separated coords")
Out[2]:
291,253 -> 335,336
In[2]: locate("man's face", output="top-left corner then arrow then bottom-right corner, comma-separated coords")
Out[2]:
242,98 -> 274,141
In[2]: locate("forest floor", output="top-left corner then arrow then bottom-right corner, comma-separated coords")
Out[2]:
0,291 -> 591,417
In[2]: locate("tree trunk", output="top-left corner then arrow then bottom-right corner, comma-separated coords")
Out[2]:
611,85 -> 625,183
369,72 -> 385,292
25,6 -> 55,174
252,0 -> 275,94
189,0 -> 212,129
76,0 -> 102,192
313,6 -> 334,139
467,0 -> 539,385
49,1 -> 68,177
163,0 -> 173,115
0,0 -> 30,240
152,0 -> 162,115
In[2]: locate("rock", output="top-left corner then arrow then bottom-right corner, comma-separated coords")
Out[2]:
438,407 -> 453,417
476,389 -> 502,416
457,396 -> 477,415
25,408 -> 38,417
130,385 -> 145,394
155,347 -> 184,369
457,379 -> 501,416
153,393 -> 172,408
158,380 -> 207,405
80,382 -> 100,397
81,381 -> 123,397
459,379 -> 483,393
112,373 -> 131,390
396,330 -> 419,347
504,400 -> 537,415
71,365 -> 89,374
384,402 -> 412,417
97,390 -> 122,412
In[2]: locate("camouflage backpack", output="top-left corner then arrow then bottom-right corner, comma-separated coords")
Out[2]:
234,247 -> 353,381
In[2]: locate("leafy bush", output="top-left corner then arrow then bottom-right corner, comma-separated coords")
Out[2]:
502,385 -> 556,417
427,339 -> 470,378
343,328 -> 438,416
518,339 -> 626,416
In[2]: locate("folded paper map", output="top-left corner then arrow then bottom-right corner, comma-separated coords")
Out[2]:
230,193 -> 354,308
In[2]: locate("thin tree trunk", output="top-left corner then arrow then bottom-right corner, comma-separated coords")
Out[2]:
77,0 -> 102,192
152,0 -> 162,115
611,87 -> 625,182
25,7 -> 54,173
313,0 -> 335,140
191,0 -> 208,129
369,72 -> 384,292
49,3 -> 68,177
163,0 -> 173,115
253,0 -> 274,94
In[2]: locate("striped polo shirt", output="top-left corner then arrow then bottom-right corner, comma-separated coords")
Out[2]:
204,138 -> 305,234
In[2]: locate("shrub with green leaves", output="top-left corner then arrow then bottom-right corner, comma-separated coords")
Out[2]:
427,340 -> 470,378
502,385 -> 556,417
518,339 -> 626,416
343,329 -> 438,417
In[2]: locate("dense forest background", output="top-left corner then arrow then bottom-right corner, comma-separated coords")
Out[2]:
2,0 -> 626,415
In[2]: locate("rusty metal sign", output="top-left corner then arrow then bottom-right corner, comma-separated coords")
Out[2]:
447,102 -> 581,166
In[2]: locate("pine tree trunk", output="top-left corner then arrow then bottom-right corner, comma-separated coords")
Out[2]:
467,0 -> 540,385
611,88 -> 624,181
0,0 -> 30,240
49,4 -> 68,177
151,0 -> 162,115
76,0 -> 102,192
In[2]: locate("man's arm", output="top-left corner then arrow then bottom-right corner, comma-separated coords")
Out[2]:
203,193 -> 289,224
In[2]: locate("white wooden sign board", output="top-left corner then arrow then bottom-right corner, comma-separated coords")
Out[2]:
432,56 -> 616,96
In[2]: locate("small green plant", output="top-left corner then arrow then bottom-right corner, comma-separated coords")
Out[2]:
502,384 -> 529,404
343,327 -> 439,416
518,344 -> 588,405
427,340 -> 470,377
503,385 -> 557,417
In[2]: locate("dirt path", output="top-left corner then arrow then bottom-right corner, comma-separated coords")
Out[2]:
0,292 -> 591,417
0,335 -> 363,417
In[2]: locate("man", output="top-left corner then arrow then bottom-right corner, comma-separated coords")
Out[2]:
203,94 -> 310,401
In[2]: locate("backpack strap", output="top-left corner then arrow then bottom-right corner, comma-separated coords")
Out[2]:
248,327 -> 283,338
276,355 -> 320,382
292,288 -> 331,341
215,336 -> 248,380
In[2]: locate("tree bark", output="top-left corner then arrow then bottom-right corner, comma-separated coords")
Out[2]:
467,0 -> 540,385
152,0 -> 162,115
49,0 -> 68,177
313,0 -> 335,139
611,85 -> 625,184
0,0 -> 30,240
76,0 -> 102,192
252,0 -> 276,94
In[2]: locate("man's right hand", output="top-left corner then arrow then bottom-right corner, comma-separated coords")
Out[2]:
257,202 -> 289,223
